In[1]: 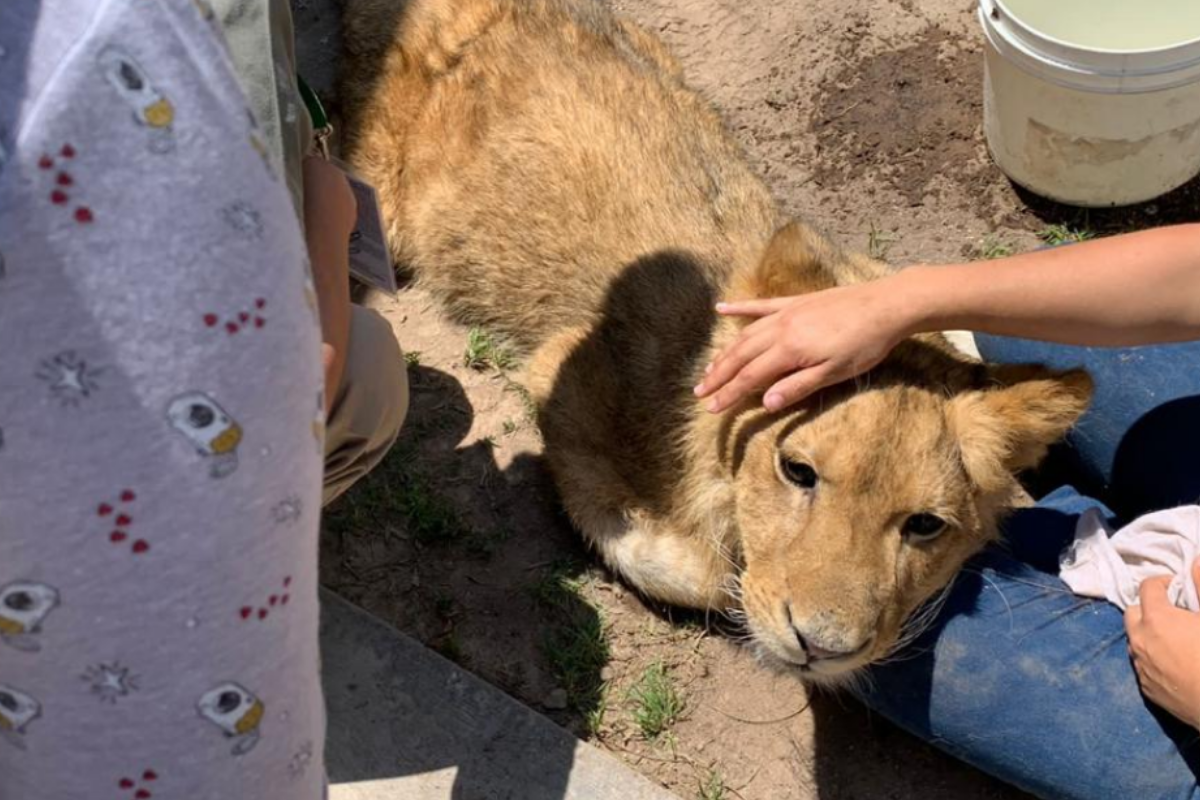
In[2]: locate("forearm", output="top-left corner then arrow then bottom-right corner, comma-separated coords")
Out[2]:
897,224 -> 1200,346
301,156 -> 357,413
307,238 -> 351,410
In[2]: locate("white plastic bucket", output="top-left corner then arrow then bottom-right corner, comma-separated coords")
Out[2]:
979,0 -> 1200,207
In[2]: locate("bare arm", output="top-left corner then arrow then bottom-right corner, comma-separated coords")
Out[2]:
696,224 -> 1200,413
900,223 -> 1200,347
302,157 -> 356,414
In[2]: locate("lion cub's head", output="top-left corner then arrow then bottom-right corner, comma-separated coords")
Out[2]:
717,224 -> 1092,683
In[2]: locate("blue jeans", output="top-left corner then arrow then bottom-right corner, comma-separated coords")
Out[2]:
858,336 -> 1200,800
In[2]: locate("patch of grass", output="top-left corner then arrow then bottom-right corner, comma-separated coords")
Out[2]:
698,770 -> 728,800
397,474 -> 467,545
464,526 -> 511,560
628,661 -> 685,740
867,222 -> 899,261
503,379 -> 539,423
324,443 -> 468,547
501,419 -> 520,437
433,592 -> 456,621
543,613 -> 610,711
404,350 -> 422,367
529,560 -> 588,609
463,327 -> 516,372
585,686 -> 609,738
977,234 -> 1015,260
434,633 -> 465,664
1039,223 -> 1095,246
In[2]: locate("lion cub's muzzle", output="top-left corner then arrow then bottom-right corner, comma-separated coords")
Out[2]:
778,604 -> 878,675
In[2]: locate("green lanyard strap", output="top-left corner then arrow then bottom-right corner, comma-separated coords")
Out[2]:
296,74 -> 332,158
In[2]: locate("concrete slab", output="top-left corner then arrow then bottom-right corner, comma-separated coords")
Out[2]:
321,590 -> 682,800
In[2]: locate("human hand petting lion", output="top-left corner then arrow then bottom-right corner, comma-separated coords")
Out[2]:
696,282 -> 904,413
698,225 -> 1200,412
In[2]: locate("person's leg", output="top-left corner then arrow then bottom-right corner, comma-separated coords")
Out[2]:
857,490 -> 1200,800
977,335 -> 1200,521
322,306 -> 408,506
1,2 -> 329,796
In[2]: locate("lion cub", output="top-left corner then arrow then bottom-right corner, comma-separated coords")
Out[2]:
339,0 -> 1091,681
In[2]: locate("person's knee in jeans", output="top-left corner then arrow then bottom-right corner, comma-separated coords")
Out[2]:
322,306 -> 408,506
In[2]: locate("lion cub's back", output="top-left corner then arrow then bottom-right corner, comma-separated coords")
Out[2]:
344,0 -> 778,348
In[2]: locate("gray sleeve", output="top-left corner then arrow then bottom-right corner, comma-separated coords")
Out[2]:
210,0 -> 315,222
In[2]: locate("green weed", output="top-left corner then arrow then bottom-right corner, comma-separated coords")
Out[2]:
529,560 -> 588,609
1039,223 -> 1095,246
464,327 -> 516,372
629,661 -> 685,739
977,235 -> 1015,260
698,770 -> 728,800
543,613 -> 610,711
867,222 -> 899,261
396,474 -> 467,545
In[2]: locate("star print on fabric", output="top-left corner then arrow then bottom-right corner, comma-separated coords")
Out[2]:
220,201 -> 263,238
36,351 -> 102,405
288,740 -> 315,778
81,661 -> 141,703
271,495 -> 302,525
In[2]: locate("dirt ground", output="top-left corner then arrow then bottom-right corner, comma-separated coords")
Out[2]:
298,0 -> 1195,797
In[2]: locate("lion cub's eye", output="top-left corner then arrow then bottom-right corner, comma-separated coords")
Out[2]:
903,513 -> 948,542
779,458 -> 818,490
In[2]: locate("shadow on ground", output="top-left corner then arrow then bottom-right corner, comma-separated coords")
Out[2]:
321,361 -> 612,795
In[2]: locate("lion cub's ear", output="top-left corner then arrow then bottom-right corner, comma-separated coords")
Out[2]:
726,222 -> 839,303
950,365 -> 1093,491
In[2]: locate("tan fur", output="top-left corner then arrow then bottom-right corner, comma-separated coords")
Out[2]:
339,0 -> 1092,680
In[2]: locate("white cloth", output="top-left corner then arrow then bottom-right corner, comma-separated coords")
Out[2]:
1060,506 -> 1200,611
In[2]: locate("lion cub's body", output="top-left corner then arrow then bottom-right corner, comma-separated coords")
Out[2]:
340,0 -> 1090,678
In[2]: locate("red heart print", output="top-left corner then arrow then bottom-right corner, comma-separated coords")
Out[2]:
120,490 -> 136,502
281,594 -> 290,605
57,172 -> 73,186
258,609 -> 268,620
98,503 -> 114,516
61,144 -> 76,158
115,514 -> 132,527
131,540 -> 150,554
255,298 -> 266,309
143,770 -> 157,781
240,607 -> 252,620
74,207 -> 93,223
225,322 -> 239,334
110,531 -> 127,543
119,778 -> 135,789
238,312 -> 250,323
135,790 -> 151,799
254,317 -> 265,328
284,576 -> 292,587
269,595 -> 278,606
50,190 -> 68,205
38,155 -> 53,170
203,314 -> 218,327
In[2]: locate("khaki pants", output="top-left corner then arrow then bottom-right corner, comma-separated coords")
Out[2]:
323,307 -> 408,506
213,0 -> 408,506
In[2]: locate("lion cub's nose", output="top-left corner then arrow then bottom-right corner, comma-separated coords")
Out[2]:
793,630 -> 845,661
787,606 -> 873,662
